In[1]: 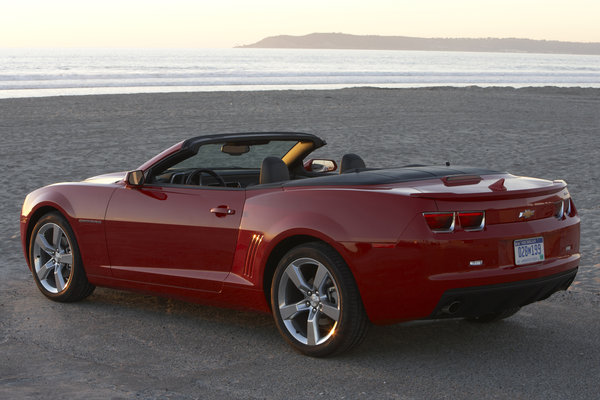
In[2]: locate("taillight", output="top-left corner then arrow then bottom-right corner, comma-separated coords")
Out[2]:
424,211 -> 485,232
457,211 -> 485,231
554,200 -> 564,219
423,212 -> 455,232
564,198 -> 572,217
566,197 -> 577,216
555,197 -> 575,219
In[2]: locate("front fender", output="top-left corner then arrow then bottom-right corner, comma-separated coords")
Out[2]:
22,185 -> 77,221
21,182 -> 119,277
21,185 -> 78,265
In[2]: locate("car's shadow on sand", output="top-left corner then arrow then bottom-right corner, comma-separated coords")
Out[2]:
67,286 -> 572,364
358,318 -> 531,357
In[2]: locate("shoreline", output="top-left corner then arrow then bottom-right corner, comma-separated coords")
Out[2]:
3,48 -> 599,100
2,84 -> 600,101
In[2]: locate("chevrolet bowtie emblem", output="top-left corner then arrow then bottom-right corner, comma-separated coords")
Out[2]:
519,209 -> 535,219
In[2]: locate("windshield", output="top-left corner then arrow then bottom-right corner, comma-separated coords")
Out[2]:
169,140 -> 298,171
146,137 -> 320,188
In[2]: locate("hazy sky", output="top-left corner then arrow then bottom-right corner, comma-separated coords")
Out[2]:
2,0 -> 599,47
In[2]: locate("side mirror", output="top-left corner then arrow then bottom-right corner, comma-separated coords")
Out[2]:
304,159 -> 338,173
125,170 -> 145,187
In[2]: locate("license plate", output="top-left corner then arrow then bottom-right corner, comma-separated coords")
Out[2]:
514,237 -> 545,265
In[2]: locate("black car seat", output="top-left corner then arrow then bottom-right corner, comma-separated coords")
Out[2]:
340,153 -> 366,173
260,157 -> 290,184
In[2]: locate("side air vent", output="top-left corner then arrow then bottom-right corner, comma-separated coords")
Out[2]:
243,234 -> 263,278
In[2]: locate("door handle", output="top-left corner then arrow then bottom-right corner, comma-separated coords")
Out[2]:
210,206 -> 235,217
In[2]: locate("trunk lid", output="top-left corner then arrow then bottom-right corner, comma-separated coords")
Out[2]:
410,174 -> 572,226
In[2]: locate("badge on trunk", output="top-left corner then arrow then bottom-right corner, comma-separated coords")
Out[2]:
519,209 -> 535,219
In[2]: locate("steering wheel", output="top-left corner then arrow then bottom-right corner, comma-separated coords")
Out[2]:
185,168 -> 226,186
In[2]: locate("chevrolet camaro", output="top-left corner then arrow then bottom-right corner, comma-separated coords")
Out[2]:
21,132 -> 580,356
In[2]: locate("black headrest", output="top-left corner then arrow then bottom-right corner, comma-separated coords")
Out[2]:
259,157 -> 290,184
340,153 -> 366,173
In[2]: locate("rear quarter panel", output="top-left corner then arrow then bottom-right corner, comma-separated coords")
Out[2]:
230,185 -> 436,312
244,186 -> 428,243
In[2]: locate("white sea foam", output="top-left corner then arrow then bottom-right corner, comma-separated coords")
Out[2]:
1,48 -> 599,98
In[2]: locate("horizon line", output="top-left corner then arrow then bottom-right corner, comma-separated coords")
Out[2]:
2,33 -> 600,49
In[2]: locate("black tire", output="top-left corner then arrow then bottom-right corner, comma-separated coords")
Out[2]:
29,212 -> 95,302
466,307 -> 521,323
271,242 -> 369,357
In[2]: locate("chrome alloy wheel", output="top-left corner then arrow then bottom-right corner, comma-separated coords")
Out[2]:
277,257 -> 341,346
32,223 -> 74,293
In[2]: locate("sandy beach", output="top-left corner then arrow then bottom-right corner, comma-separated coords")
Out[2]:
1,87 -> 599,291
1,87 -> 600,398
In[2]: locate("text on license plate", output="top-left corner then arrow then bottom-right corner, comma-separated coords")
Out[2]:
514,237 -> 545,265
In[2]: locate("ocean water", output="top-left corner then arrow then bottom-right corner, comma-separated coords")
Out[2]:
1,48 -> 599,98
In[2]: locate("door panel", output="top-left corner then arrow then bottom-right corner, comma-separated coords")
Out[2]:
104,185 -> 245,292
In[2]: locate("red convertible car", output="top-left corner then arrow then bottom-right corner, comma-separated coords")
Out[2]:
21,132 -> 580,356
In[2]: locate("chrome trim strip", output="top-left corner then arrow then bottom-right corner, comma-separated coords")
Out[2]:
78,219 -> 102,224
565,198 -> 572,217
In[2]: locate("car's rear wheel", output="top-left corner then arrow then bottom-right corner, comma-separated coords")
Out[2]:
271,242 -> 368,357
29,212 -> 95,302
466,307 -> 521,323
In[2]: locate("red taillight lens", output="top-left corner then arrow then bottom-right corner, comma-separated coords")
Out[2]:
424,212 -> 455,232
424,211 -> 486,232
457,211 -> 485,231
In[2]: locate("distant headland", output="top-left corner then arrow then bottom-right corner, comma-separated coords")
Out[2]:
236,33 -> 600,55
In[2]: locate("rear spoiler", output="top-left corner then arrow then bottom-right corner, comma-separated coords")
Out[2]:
410,180 -> 567,201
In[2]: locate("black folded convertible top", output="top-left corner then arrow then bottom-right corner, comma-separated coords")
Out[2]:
284,165 -> 502,187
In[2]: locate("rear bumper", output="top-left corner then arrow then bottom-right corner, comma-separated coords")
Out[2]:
342,214 -> 580,325
429,267 -> 577,319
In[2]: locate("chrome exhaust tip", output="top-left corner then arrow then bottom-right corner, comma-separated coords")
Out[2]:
441,301 -> 462,315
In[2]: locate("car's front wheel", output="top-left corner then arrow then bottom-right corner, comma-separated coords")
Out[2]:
271,242 -> 368,357
29,212 -> 95,302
